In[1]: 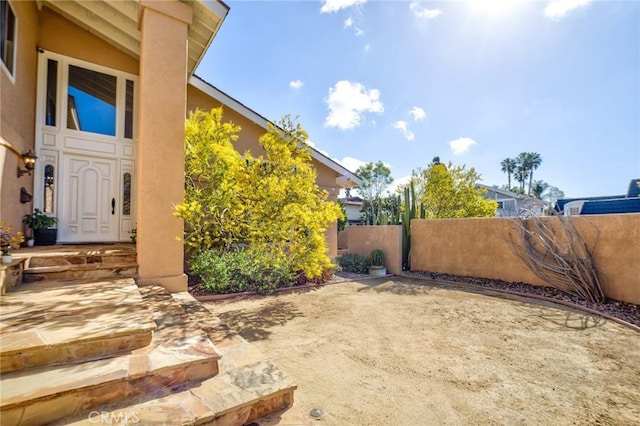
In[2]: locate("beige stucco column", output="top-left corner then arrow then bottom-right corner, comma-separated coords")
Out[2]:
136,0 -> 192,292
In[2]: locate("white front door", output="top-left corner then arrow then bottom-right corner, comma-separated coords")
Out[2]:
62,155 -> 118,242
34,52 -> 138,243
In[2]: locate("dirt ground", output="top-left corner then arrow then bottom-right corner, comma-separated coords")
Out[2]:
203,277 -> 640,425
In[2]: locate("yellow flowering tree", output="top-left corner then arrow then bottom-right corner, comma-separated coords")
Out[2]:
418,161 -> 497,218
175,108 -> 342,279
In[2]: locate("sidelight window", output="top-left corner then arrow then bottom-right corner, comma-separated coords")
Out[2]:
45,59 -> 58,126
43,164 -> 55,213
122,172 -> 131,215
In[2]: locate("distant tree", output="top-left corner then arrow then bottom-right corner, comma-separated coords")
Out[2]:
545,185 -> 565,207
525,152 -> 543,195
356,161 -> 393,224
337,199 -> 347,232
500,157 -> 517,189
415,162 -> 497,218
514,152 -> 543,195
499,184 -> 525,195
531,180 -> 549,200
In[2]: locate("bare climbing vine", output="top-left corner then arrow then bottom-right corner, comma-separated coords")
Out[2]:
510,215 -> 605,303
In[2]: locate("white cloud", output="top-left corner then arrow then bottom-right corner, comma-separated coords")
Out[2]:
449,137 -> 477,155
354,27 -> 365,37
364,43 -> 372,53
393,120 -> 415,141
337,156 -> 367,173
544,0 -> 591,19
289,80 -> 304,90
306,140 -> 330,157
344,17 -> 353,28
325,80 -> 384,130
409,106 -> 426,122
409,1 -> 442,19
321,0 -> 366,13
388,175 -> 412,194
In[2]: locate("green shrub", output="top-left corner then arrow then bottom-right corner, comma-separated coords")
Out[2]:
190,249 -> 297,294
336,253 -> 371,274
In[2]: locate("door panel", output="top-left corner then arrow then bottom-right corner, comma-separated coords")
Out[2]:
62,155 -> 118,242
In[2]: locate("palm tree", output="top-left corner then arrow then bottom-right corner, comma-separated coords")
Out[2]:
525,152 -> 543,195
500,158 -> 517,189
515,153 -> 530,192
531,180 -> 549,200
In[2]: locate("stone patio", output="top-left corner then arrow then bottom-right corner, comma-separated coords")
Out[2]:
0,245 -> 300,425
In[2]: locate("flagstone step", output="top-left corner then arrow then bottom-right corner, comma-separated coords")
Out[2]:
13,244 -> 136,266
0,284 -> 221,425
58,359 -> 296,426
0,279 -> 156,373
56,290 -> 297,426
26,251 -> 137,268
22,262 -> 138,283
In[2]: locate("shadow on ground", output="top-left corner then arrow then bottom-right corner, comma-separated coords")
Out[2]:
355,278 -> 438,296
215,300 -> 304,342
532,310 -> 607,331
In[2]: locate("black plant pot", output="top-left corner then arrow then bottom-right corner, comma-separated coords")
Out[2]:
34,228 -> 57,246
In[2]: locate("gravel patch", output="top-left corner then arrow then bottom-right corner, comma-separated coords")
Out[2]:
405,270 -> 640,328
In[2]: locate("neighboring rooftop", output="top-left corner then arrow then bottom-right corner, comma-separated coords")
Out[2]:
554,179 -> 640,215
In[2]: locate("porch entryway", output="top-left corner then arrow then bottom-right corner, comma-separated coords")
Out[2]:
34,51 -> 137,243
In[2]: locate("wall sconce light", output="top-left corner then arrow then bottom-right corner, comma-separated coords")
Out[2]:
17,150 -> 38,178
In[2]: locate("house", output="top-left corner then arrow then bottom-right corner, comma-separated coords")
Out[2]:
554,179 -> 640,215
477,184 -> 547,217
338,196 -> 364,225
0,0 -> 360,293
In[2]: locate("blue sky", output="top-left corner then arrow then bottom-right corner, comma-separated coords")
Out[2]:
197,0 -> 639,198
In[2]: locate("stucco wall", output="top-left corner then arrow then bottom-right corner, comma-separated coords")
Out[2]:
1,0 -> 39,231
337,228 -> 349,249
37,7 -> 139,75
1,5 -> 140,231
339,226 -> 402,274
186,85 -> 342,258
410,214 -> 640,304
187,85 -> 267,156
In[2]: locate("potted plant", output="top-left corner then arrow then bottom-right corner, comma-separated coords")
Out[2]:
368,248 -> 387,276
23,209 -> 58,246
1,222 -> 24,263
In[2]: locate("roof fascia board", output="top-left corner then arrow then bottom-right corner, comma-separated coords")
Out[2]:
200,0 -> 229,18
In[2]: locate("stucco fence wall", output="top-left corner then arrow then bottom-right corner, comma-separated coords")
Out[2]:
410,214 -> 640,305
337,226 -> 402,275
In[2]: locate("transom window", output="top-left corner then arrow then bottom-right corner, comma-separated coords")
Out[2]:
0,0 -> 16,77
42,55 -> 137,139
67,65 -> 117,136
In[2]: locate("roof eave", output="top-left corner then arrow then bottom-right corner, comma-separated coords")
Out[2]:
189,1 -> 229,77
188,75 -> 362,188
